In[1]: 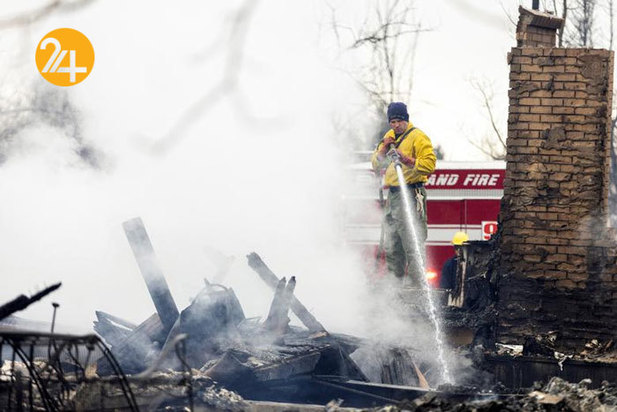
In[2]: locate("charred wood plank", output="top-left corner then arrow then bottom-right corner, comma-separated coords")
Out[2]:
253,351 -> 321,382
314,346 -> 368,382
158,284 -> 246,369
97,313 -> 165,375
281,276 -> 296,315
263,277 -> 287,332
312,378 -> 424,405
93,313 -> 133,348
123,217 -> 179,333
247,253 -> 325,333
95,311 -> 138,330
203,349 -> 255,386
263,277 -> 296,335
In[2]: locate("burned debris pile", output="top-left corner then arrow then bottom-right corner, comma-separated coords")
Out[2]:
0,218 -> 439,410
91,218 -> 395,408
0,284 -> 140,411
386,377 -> 617,412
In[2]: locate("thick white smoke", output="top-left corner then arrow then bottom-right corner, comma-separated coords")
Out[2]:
0,0 -> 372,334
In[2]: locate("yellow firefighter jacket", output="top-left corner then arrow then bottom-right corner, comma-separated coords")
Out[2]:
371,122 -> 436,187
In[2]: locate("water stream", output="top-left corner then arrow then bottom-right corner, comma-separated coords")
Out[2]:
394,164 -> 452,384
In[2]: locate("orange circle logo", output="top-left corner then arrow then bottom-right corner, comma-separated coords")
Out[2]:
35,28 -> 94,86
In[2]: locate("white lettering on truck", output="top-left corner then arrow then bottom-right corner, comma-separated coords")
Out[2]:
427,174 -> 460,186
462,173 -> 500,187
428,173 -> 500,187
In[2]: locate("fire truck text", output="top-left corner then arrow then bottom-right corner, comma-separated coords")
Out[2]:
426,173 -> 501,188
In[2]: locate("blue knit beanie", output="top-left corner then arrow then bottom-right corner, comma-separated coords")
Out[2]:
387,102 -> 409,122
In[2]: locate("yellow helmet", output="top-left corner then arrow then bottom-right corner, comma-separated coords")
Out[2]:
452,231 -> 469,246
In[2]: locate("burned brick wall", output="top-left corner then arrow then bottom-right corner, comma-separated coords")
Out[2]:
496,7 -> 617,350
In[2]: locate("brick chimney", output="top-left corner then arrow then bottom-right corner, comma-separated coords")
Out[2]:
496,7 -> 617,350
516,6 -> 564,47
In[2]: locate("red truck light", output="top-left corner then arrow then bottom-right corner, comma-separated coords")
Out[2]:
426,269 -> 438,288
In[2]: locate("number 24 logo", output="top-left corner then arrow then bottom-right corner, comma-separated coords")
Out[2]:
36,28 -> 94,87
40,37 -> 87,83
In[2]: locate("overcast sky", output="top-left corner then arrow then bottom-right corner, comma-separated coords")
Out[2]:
0,0 -> 611,332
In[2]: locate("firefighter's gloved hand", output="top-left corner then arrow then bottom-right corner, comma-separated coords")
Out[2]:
397,151 -> 415,167
380,137 -> 395,155
383,136 -> 395,148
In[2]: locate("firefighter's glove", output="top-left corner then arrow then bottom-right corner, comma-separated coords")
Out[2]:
397,152 -> 415,167
415,189 -> 425,216
380,137 -> 395,155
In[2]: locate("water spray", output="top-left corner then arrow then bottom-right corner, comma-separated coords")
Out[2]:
387,146 -> 452,384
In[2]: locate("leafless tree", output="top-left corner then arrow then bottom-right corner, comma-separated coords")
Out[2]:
326,0 -> 430,148
0,0 -> 97,29
150,0 -> 260,153
547,0 -> 568,46
544,0 -> 597,46
467,79 -> 507,161
567,0 -> 597,46
349,0 -> 427,113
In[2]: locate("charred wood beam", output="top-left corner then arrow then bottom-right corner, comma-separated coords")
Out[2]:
93,312 -> 134,348
263,277 -> 296,335
97,313 -> 165,376
314,346 -> 369,382
123,217 -> 179,333
0,283 -> 61,322
246,253 -> 326,333
157,284 -> 246,370
312,378 -> 398,405
135,333 -> 188,379
95,311 -> 138,330
253,350 -> 321,382
263,277 -> 287,332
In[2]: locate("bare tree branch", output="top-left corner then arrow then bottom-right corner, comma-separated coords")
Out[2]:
150,0 -> 260,153
473,82 -> 506,150
468,78 -> 507,160
500,0 -> 518,27
468,136 -> 506,161
0,0 -> 97,29
563,0 -> 596,47
324,0 -> 430,148
0,84 -> 103,168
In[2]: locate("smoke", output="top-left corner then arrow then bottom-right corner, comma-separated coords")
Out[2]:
0,1 -> 371,334
347,277 -> 485,387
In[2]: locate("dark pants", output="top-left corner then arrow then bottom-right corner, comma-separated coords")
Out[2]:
383,187 -> 428,286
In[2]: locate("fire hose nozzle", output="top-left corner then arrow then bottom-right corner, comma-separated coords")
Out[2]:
386,147 -> 401,164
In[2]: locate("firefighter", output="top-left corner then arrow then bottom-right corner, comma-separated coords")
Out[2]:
372,102 -> 437,286
440,231 -> 469,290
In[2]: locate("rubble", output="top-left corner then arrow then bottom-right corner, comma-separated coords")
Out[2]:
377,378 -> 617,411
247,252 -> 326,333
92,219 -> 386,407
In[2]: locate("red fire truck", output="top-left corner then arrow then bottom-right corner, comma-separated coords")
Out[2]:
344,159 -> 506,287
